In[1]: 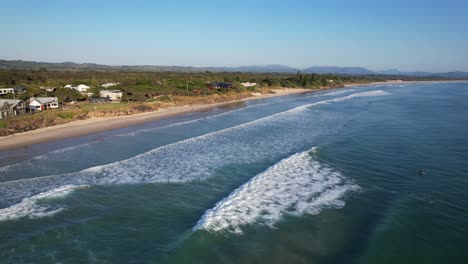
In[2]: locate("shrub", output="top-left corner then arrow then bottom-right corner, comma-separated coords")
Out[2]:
131,105 -> 153,112
57,112 -> 75,119
157,95 -> 173,102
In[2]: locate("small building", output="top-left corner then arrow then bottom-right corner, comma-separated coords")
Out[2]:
64,84 -> 90,92
89,97 -> 110,104
40,86 -> 56,92
101,82 -> 120,88
14,86 -> 27,94
0,99 -> 26,119
207,82 -> 233,90
75,84 -> 90,92
241,82 -> 257,87
29,97 -> 60,112
100,90 -> 123,101
0,88 -> 14,95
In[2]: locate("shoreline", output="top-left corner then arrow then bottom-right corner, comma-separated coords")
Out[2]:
0,88 -> 311,151
0,80 -> 466,151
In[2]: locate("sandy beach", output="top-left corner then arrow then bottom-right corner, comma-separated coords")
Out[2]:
1,80 -> 466,151
0,88 -> 311,150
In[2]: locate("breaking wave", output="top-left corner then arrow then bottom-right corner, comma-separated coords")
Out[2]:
0,90 -> 388,221
193,147 -> 359,234
322,89 -> 355,96
0,185 -> 86,221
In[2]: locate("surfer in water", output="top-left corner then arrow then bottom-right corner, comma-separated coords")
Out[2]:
418,169 -> 426,175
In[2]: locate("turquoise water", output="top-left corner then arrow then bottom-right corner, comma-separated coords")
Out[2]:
0,82 -> 467,263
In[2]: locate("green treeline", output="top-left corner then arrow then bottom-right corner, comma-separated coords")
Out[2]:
0,70 -> 434,102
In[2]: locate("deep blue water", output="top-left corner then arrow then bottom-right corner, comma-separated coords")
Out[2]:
0,82 -> 467,263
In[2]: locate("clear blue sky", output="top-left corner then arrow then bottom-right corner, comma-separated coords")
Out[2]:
1,0 -> 468,72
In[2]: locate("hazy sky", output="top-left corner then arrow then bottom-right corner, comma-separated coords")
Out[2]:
2,0 -> 468,72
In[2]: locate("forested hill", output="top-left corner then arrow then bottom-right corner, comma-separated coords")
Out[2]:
1,59 -> 468,78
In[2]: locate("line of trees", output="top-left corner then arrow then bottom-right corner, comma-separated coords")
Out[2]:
0,69 -> 441,102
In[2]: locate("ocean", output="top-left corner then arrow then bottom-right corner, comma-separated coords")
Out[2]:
0,82 -> 467,263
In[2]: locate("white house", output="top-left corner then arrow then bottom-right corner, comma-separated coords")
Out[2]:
29,97 -> 60,112
64,84 -> 90,92
40,86 -> 56,92
0,88 -> 14,95
101,82 -> 120,88
100,90 -> 123,101
241,82 -> 257,87
75,84 -> 90,92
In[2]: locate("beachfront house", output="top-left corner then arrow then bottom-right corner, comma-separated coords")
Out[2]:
207,82 -> 233,90
75,84 -> 90,92
89,97 -> 110,104
14,86 -> 27,94
64,84 -> 90,92
101,82 -> 120,88
100,90 -> 123,101
0,88 -> 14,96
0,99 -> 26,119
241,82 -> 257,87
40,86 -> 57,92
29,97 -> 60,112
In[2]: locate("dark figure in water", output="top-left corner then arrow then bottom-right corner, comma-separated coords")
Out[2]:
418,169 -> 426,175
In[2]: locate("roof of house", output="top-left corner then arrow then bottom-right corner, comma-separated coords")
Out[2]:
30,97 -> 58,104
0,99 -> 24,109
101,90 -> 123,93
101,82 -> 120,87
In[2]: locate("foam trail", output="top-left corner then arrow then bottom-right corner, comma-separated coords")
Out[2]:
0,185 -> 86,221
322,89 -> 355,96
115,92 -> 321,137
193,147 -> 359,234
0,90 -> 388,220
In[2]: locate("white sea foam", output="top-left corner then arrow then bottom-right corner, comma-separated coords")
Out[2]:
114,94 -> 316,137
193,147 -> 359,234
0,185 -> 85,221
0,90 -> 388,220
327,90 -> 389,103
322,89 -> 355,96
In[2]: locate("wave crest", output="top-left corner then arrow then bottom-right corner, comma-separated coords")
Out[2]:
193,147 -> 359,234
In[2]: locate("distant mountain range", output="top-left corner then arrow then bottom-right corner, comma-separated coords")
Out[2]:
1,59 -> 468,78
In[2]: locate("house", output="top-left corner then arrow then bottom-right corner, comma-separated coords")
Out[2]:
0,99 -> 26,119
89,97 -> 110,104
64,84 -> 90,92
29,97 -> 60,112
75,84 -> 90,92
40,86 -> 56,92
0,88 -> 14,95
100,90 -> 123,101
241,82 -> 257,87
207,82 -> 233,90
14,86 -> 27,94
101,82 -> 120,88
